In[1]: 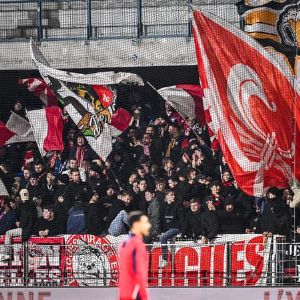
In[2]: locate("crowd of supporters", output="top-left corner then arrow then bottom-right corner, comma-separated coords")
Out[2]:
0,98 -> 300,263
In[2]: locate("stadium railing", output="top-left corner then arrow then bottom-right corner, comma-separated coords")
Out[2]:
0,0 -> 240,42
0,234 -> 299,287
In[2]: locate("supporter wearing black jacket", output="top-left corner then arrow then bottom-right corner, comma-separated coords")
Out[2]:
159,189 -> 184,267
16,189 -> 37,241
34,206 -> 59,237
217,198 -> 245,234
164,123 -> 189,164
160,190 -> 183,232
182,198 -> 219,241
84,192 -> 105,235
86,162 -> 108,197
260,188 -> 292,238
39,173 -> 57,207
27,173 -> 42,200
63,169 -> 93,210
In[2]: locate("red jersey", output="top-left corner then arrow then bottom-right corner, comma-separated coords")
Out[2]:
118,234 -> 149,300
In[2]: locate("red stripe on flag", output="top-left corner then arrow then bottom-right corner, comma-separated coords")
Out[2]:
111,108 -> 132,132
0,121 -> 16,147
43,107 -> 64,153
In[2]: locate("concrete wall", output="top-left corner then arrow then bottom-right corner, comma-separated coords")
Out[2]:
0,1 -> 240,70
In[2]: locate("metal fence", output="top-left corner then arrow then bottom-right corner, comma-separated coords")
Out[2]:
0,0 -> 240,42
0,238 -> 299,287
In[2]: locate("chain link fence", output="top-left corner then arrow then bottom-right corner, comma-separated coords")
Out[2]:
0,0 -> 241,42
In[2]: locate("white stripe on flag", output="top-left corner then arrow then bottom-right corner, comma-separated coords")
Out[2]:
27,109 -> 48,157
157,85 -> 196,120
0,178 -> 9,196
5,112 -> 35,144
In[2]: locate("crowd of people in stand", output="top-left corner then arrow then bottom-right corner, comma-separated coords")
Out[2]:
0,98 -> 300,264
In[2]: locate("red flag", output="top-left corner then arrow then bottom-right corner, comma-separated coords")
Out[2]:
18,78 -> 57,107
26,107 -> 64,156
192,9 -> 298,196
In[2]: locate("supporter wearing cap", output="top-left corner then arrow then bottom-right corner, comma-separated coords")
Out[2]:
87,162 -> 108,197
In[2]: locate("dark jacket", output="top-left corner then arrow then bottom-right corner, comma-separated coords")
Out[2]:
84,202 -> 105,235
0,210 -> 16,235
164,135 -> 188,164
63,181 -> 93,210
33,217 -> 59,236
160,201 -> 183,232
260,200 -> 291,237
217,209 -> 245,234
16,200 -> 37,241
182,209 -> 219,240
147,198 -> 161,237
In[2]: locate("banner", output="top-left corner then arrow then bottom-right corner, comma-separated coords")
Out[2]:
0,237 -> 65,287
0,234 -> 273,287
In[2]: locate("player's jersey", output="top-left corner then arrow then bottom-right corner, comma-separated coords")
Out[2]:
118,233 -> 149,300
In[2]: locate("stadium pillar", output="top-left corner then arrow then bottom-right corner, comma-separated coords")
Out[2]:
86,0 -> 92,43
37,0 -> 43,42
137,0 -> 143,40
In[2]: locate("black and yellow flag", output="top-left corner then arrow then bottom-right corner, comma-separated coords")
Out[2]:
236,0 -> 300,68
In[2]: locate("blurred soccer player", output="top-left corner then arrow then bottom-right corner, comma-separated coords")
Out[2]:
118,211 -> 151,300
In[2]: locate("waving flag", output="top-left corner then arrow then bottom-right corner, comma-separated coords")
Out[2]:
192,7 -> 299,196
157,85 -> 205,125
27,106 -> 64,156
156,84 -> 219,151
18,78 -> 57,107
0,112 -> 34,146
30,40 -> 138,160
236,0 -> 300,67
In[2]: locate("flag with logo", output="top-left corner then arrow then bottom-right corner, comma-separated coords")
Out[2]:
30,40 -> 140,160
236,0 -> 300,68
18,78 -> 58,107
0,112 -> 35,146
26,106 -> 64,157
192,7 -> 299,196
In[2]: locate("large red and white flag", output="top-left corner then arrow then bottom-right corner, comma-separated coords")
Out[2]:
0,112 -> 35,146
26,106 -> 64,156
19,78 -> 57,107
192,8 -> 299,196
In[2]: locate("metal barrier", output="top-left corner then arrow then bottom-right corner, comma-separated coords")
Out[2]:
0,0 -> 240,42
0,235 -> 299,287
